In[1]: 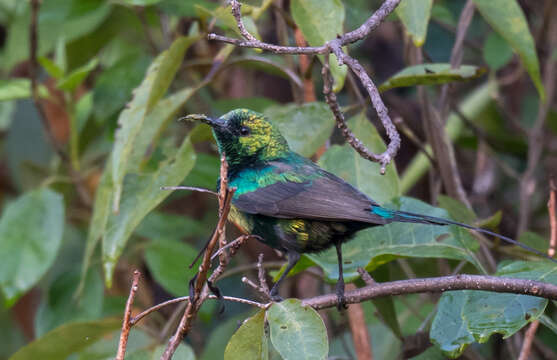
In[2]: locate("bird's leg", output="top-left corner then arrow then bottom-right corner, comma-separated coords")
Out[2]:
269,250 -> 300,302
335,242 -> 347,310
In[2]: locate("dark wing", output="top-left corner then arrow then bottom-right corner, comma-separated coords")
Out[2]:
233,160 -> 389,225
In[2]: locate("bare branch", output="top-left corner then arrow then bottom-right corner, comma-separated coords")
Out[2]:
161,156 -> 235,359
130,294 -> 265,326
160,186 -> 218,196
302,274 -> 557,310
549,177 -> 557,258
116,270 -> 141,360
210,0 -> 403,171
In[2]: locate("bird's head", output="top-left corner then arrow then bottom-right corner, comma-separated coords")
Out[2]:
201,109 -> 290,166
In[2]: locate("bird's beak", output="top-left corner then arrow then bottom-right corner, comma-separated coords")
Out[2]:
180,114 -> 227,130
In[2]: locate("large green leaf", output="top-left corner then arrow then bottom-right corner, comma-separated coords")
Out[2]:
264,102 -> 335,157
128,86 -> 197,172
307,197 -> 481,282
144,239 -> 198,296
102,135 -> 196,285
430,261 -> 557,358
136,211 -> 206,241
472,0 -> 544,100
268,299 -> 328,360
378,64 -> 485,92
111,36 -> 196,212
0,188 -> 64,307
0,79 -> 48,101
483,32 -> 514,71
93,54 -> 152,120
8,318 -> 121,360
395,0 -> 433,47
3,0 -> 111,71
35,269 -> 103,337
57,57 -> 99,91
224,310 -> 268,360
319,112 -> 400,204
290,0 -> 347,92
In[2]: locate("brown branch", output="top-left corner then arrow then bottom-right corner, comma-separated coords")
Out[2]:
518,174 -> 557,359
346,283 -> 374,360
29,0 -> 68,162
161,156 -> 235,359
210,0 -> 401,52
302,274 -> 557,310
211,0 -> 402,172
130,295 -> 265,326
325,42 -> 401,173
517,2 -> 557,235
549,177 -> 557,257
116,270 -> 141,360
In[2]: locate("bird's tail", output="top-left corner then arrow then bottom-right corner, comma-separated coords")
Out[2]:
370,205 -> 557,263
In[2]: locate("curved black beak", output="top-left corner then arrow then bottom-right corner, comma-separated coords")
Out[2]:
179,114 -> 226,130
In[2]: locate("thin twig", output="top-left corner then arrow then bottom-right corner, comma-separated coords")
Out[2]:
549,177 -> 557,257
212,0 -> 402,172
357,267 -> 376,286
517,2 -> 557,235
257,254 -> 270,296
161,156 -> 235,359
116,270 -> 141,360
130,294 -> 266,326
160,186 -> 218,196
302,274 -> 557,310
518,175 -> 557,359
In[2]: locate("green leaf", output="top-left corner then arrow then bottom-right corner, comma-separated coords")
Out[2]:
268,299 -> 328,360
128,86 -> 198,171
3,0 -> 111,71
38,56 -> 64,79
0,79 -> 48,101
483,31 -> 514,71
290,0 -> 347,92
8,318 -> 121,360
35,269 -> 103,337
0,188 -> 64,307
102,135 -> 196,285
395,0 -> 433,47
144,239 -> 198,296
152,344 -> 195,360
308,197 -> 481,283
472,0 -> 544,100
319,111 -> 400,204
431,261 -> 557,358
93,54 -> 152,121
437,195 -> 476,225
146,36 -> 199,112
264,102 -> 335,157
57,57 -> 99,91
379,64 -> 485,92
213,5 -> 262,41
73,327 -> 152,360
225,310 -> 267,360
136,211 -> 206,241
111,36 -> 197,212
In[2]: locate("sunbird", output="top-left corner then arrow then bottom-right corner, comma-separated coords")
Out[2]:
196,108 -> 551,307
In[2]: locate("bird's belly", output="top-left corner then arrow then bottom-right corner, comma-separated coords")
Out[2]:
228,207 -> 359,253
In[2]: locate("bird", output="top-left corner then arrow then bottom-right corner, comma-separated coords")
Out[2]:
194,108 -> 553,308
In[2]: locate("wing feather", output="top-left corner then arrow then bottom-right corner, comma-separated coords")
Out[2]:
232,159 -> 388,225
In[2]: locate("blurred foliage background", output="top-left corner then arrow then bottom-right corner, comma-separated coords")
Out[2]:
1,0 -> 557,359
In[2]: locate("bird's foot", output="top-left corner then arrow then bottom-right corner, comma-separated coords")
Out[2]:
269,286 -> 283,302
336,281 -> 347,311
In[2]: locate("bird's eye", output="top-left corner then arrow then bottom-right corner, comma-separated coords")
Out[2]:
240,126 -> 250,136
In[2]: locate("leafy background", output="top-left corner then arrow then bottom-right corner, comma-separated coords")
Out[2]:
1,0 -> 557,359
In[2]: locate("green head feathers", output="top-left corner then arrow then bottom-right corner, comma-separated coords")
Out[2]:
202,109 -> 290,166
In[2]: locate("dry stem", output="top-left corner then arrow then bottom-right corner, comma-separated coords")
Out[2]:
116,270 -> 141,360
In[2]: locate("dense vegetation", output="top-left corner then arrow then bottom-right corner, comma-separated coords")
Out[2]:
1,0 -> 556,359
